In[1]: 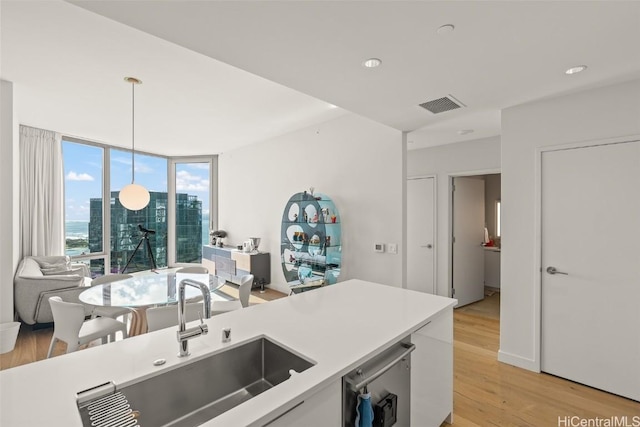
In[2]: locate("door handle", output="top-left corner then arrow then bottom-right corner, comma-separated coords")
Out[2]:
420,244 -> 433,249
345,343 -> 416,391
546,266 -> 568,275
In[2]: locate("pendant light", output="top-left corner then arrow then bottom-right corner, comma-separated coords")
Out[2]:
119,77 -> 150,211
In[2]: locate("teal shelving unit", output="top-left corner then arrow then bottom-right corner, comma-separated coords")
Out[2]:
280,191 -> 341,292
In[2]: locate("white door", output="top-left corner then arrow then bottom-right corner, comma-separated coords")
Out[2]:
541,141 -> 640,401
407,177 -> 435,294
452,177 -> 485,307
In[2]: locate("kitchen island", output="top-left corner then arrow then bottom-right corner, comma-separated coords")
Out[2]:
0,279 -> 456,426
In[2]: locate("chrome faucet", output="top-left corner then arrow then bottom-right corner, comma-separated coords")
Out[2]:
176,278 -> 212,357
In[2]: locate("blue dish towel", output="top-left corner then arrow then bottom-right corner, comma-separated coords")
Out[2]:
355,392 -> 374,427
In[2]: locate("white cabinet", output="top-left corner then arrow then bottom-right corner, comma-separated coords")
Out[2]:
202,245 -> 271,287
484,248 -> 501,288
263,380 -> 341,427
410,308 -> 453,427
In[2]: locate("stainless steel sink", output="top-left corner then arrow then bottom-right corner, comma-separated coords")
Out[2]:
77,336 -> 315,427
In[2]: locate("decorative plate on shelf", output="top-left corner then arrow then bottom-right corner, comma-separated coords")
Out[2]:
280,191 -> 341,288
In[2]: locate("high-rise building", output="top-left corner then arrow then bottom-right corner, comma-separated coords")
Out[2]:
175,193 -> 203,264
89,191 -> 202,274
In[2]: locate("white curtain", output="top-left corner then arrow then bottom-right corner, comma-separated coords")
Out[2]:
19,125 -> 64,257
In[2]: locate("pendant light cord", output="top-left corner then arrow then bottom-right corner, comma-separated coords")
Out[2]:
131,81 -> 135,185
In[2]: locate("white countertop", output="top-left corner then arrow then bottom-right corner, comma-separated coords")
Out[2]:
0,279 -> 456,427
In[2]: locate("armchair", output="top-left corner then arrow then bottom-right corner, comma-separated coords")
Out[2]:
14,256 -> 91,325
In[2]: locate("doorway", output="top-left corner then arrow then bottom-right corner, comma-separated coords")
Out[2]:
451,173 -> 501,309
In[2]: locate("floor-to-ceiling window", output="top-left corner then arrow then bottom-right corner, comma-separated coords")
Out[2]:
110,149 -> 168,273
171,159 -> 213,264
62,140 -> 106,277
62,137 -> 216,276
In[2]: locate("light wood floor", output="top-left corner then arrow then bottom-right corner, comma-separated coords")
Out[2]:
449,292 -> 639,426
455,288 -> 501,320
2,289 -> 638,425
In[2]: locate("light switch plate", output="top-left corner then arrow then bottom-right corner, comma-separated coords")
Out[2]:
374,243 -> 385,253
388,243 -> 398,254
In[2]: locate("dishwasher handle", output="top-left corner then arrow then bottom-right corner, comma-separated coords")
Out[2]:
347,343 -> 416,391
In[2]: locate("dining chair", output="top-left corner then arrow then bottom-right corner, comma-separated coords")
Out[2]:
47,296 -> 128,358
176,266 -> 209,274
90,274 -> 134,319
89,274 -> 134,341
211,274 -> 253,314
238,274 -> 253,308
146,302 -> 203,332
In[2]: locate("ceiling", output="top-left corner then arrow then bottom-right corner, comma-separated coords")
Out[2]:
3,1 -> 640,154
1,1 -> 344,156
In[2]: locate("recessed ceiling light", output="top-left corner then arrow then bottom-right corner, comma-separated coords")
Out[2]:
437,24 -> 455,35
457,129 -> 474,135
565,65 -> 587,75
362,58 -> 382,68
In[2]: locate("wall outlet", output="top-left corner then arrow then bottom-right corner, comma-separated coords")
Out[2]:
374,243 -> 385,253
388,243 -> 398,254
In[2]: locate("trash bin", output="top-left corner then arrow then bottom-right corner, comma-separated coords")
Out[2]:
0,322 -> 20,354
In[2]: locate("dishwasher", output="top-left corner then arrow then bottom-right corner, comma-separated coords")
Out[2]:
342,339 -> 415,427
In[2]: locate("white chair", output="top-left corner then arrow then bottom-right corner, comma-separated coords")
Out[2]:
47,296 -> 128,358
238,274 -> 253,308
14,255 -> 91,325
211,274 -> 253,315
90,274 -> 134,342
146,302 -> 204,332
176,266 -> 208,274
90,274 -> 134,319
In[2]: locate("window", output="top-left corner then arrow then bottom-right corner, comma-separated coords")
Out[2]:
62,140 -> 106,277
173,160 -> 212,264
496,200 -> 501,237
63,138 -> 216,274
110,149 -> 168,273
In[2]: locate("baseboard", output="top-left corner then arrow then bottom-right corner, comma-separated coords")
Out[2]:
498,349 -> 540,372
31,321 -> 54,331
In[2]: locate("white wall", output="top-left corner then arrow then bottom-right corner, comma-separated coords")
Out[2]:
0,80 -> 20,322
500,78 -> 640,371
218,113 -> 403,294
406,136 -> 501,297
484,174 -> 501,240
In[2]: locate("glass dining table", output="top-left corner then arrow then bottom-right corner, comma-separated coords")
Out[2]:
79,270 -> 226,336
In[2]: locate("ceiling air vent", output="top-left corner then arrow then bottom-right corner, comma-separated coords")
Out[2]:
419,95 -> 465,114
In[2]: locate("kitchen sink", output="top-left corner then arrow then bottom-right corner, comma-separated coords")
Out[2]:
77,336 -> 315,427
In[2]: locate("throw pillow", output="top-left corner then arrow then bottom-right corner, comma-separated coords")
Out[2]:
40,265 -> 69,275
38,258 -> 72,275
37,258 -> 70,268
42,267 -> 84,276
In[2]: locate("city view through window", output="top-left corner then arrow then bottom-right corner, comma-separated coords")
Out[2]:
63,140 -> 211,276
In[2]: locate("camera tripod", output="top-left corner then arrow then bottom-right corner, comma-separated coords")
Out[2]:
121,225 -> 158,273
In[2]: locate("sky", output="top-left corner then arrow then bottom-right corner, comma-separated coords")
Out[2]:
63,140 -> 210,221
